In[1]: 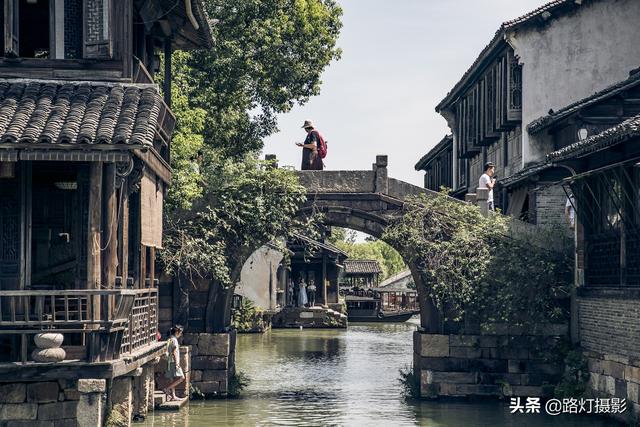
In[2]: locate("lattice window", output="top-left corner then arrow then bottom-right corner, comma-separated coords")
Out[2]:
509,56 -> 522,111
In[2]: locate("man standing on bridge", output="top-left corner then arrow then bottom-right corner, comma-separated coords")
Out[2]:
296,120 -> 325,170
478,162 -> 497,211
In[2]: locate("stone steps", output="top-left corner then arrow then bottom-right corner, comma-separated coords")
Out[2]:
154,391 -> 189,411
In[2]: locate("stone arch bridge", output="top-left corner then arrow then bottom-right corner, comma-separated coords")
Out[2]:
294,155 -> 442,332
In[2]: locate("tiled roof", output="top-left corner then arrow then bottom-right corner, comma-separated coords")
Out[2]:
378,269 -> 413,288
290,233 -> 348,257
0,79 -> 165,147
415,135 -> 453,171
344,260 -> 383,275
436,0 -> 588,111
527,70 -> 640,134
499,161 -> 552,187
547,113 -> 640,162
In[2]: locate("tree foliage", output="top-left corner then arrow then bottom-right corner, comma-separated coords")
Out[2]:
174,0 -> 343,157
161,154 -> 314,288
329,229 -> 406,281
383,193 -> 572,324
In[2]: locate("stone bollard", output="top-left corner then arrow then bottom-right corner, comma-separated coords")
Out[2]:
476,188 -> 489,216
77,379 -> 106,427
265,154 -> 278,169
32,332 -> 66,362
373,155 -> 388,194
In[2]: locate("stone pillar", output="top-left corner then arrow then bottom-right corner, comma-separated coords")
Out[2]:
110,377 -> 133,426
265,154 -> 278,169
77,379 -> 106,427
186,331 -> 235,397
373,155 -> 388,194
175,345 -> 191,398
133,365 -> 155,420
476,188 -> 489,216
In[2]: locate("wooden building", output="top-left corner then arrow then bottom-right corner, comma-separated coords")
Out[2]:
0,1 -> 211,424
341,259 -> 382,289
545,73 -> 640,423
288,234 -> 347,308
433,0 -> 640,225
414,135 -> 453,194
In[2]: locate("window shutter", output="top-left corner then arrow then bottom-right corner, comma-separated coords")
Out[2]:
83,0 -> 112,59
4,0 -> 19,57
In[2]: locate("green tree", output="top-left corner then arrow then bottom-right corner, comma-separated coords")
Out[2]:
329,227 -> 406,280
175,0 -> 343,157
382,192 -> 571,324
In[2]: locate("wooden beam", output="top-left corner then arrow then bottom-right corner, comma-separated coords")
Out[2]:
120,187 -> 129,282
103,164 -> 118,290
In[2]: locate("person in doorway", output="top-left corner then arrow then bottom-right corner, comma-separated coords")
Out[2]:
297,276 -> 308,308
287,278 -> 295,307
478,162 -> 497,211
296,120 -> 324,170
163,325 -> 185,401
307,278 -> 317,307
565,194 -> 576,229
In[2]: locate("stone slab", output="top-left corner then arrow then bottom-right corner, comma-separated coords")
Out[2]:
38,401 -> 78,421
0,403 -> 38,420
197,334 -> 230,357
191,356 -> 228,370
77,379 -> 106,394
626,365 -> 640,384
27,382 -> 60,403
0,383 -> 26,403
418,334 -> 449,358
202,370 -> 228,382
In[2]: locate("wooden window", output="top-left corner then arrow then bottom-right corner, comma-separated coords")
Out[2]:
3,0 -> 19,57
83,0 -> 111,59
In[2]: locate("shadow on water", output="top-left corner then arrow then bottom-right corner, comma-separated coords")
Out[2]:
143,322 -> 622,427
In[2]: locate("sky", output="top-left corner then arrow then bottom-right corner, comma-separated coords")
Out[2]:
262,0 -> 549,187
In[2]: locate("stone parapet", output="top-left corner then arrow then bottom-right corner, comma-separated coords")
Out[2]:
413,326 -> 567,400
0,380 -> 82,427
182,331 -> 236,398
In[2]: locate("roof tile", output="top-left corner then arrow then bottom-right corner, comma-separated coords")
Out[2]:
344,260 -> 383,274
0,79 -> 166,147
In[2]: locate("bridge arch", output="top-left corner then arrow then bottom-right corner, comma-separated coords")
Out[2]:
230,155 -> 444,332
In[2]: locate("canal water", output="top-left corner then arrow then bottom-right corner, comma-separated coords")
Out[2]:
143,321 -> 620,426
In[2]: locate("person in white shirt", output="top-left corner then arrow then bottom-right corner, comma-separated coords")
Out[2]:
478,162 -> 497,211
565,195 -> 575,229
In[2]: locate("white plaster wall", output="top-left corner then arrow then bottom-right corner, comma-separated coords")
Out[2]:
236,246 -> 284,310
509,0 -> 640,164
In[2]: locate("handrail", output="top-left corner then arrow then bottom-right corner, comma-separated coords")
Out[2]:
0,289 -> 140,297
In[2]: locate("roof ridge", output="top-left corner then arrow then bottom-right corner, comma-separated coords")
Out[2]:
0,78 -> 159,90
528,69 -> 640,134
436,0 -> 589,111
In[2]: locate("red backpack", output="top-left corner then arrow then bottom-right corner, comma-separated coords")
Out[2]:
312,130 -> 328,159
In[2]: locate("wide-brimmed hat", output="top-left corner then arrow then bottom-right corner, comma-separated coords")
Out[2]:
301,120 -> 314,129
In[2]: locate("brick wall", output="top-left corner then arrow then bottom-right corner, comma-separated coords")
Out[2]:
414,323 -> 568,399
0,380 -> 79,426
535,185 -> 567,226
579,297 -> 640,358
578,294 -> 640,423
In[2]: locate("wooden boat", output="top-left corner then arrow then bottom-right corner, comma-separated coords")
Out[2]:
345,295 -> 417,322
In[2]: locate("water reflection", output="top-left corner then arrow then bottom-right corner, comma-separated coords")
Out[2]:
144,322 -> 620,427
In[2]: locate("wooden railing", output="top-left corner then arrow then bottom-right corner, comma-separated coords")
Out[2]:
120,288 -> 158,355
0,288 -> 159,362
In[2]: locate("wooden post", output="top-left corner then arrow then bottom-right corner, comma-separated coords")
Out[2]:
88,162 -> 103,362
119,187 -> 129,282
322,254 -> 328,306
88,162 -> 103,289
103,164 -> 117,291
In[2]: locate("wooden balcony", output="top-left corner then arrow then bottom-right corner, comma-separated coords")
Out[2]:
0,288 -> 159,364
